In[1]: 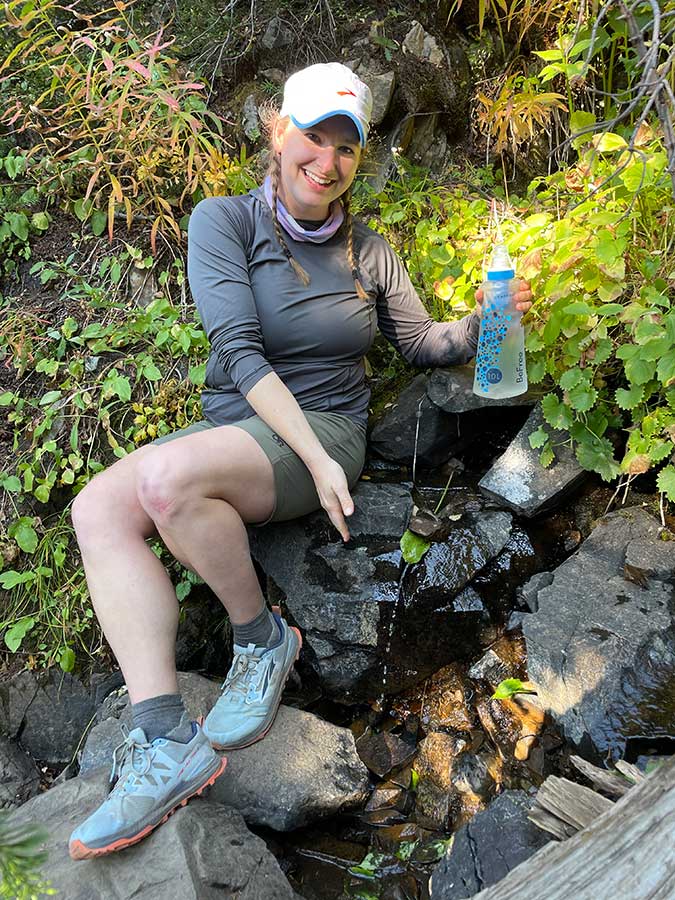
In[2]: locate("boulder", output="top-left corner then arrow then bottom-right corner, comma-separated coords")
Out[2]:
369,374 -> 459,467
523,507 -> 675,760
0,669 -> 95,767
261,16 -> 292,49
0,735 -> 39,809
11,772 -> 296,899
251,484 -> 510,699
429,790 -> 551,898
479,405 -> 586,517
80,674 -> 369,832
427,366 -> 536,413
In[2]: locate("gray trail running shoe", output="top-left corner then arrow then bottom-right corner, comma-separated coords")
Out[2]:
69,715 -> 226,860
203,611 -> 302,750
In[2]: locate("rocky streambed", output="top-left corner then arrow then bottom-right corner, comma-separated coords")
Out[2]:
2,368 -> 674,899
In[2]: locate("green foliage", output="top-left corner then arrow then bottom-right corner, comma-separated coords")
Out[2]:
0,812 -> 54,899
0,0 -> 255,250
492,678 -> 537,699
400,530 -> 431,564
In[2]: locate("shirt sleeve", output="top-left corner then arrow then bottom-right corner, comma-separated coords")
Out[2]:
187,197 -> 274,397
374,236 -> 481,367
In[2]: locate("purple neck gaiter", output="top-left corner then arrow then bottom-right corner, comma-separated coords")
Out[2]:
262,175 -> 344,243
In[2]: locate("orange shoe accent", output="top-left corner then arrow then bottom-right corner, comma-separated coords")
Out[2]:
68,755 -> 227,860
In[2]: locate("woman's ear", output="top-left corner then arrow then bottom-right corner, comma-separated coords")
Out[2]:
272,118 -> 286,155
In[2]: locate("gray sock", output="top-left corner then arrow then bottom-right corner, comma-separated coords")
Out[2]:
131,693 -> 194,743
232,606 -> 280,649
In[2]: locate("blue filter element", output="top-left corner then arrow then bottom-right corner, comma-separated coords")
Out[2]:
474,279 -> 512,394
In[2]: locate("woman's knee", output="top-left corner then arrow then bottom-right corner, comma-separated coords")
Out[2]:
135,448 -> 192,527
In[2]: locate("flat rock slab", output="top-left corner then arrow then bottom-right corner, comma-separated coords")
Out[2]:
479,405 -> 585,517
427,366 -> 537,413
11,771 -> 296,899
523,507 -> 675,760
80,673 -> 368,832
429,790 -> 551,898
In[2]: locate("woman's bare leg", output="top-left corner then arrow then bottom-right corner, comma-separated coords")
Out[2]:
71,427 -> 276,704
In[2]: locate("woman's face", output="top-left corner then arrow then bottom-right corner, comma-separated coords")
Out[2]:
272,114 -> 362,220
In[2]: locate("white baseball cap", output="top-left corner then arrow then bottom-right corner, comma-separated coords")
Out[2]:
279,62 -> 373,148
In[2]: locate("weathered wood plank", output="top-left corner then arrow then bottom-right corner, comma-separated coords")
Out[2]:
531,775 -> 613,833
569,755 -> 632,798
468,757 -> 675,900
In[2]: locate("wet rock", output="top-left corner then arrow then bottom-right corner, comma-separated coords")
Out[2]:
506,610 -> 527,631
0,669 -> 95,767
523,507 -> 675,761
468,634 -> 526,690
11,772 -> 296,899
450,750 -> 499,823
356,729 -> 416,778
261,16 -> 292,49
429,790 -> 552,898
415,731 -> 469,830
401,511 -> 512,603
427,366 -> 536,413
80,674 -> 367,831
369,374 -> 459,467
175,584 -> 231,674
479,405 -> 586,517
477,694 -> 545,762
0,735 -> 39,809
393,664 -> 474,733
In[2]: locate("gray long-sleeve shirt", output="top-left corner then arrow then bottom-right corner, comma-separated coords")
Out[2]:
188,185 -> 480,427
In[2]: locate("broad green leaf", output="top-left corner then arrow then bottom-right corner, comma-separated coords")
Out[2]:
39,390 -> 62,406
529,426 -> 549,449
0,570 -> 36,589
142,363 -> 162,381
562,301 -> 593,316
60,647 -> 76,672
176,581 -> 192,601
31,211 -> 50,231
539,443 -> 555,468
625,356 -> 656,386
568,383 -> 598,412
593,132 -> 627,152
559,367 -> 584,390
4,617 -> 36,652
0,392 -> 15,406
400,529 -> 430,564
492,678 -> 537,700
575,435 -> 621,481
348,851 -> 388,878
10,517 -> 38,553
91,208 -> 107,236
189,362 -> 206,385
657,352 -> 675,386
656,466 -> 675,501
616,385 -> 644,410
6,211 -> 29,241
533,49 -> 563,61
542,394 -> 573,430
1,475 -> 22,492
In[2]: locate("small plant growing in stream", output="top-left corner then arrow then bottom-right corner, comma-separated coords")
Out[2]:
491,677 -> 538,700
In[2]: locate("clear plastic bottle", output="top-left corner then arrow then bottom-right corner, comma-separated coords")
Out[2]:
472,240 -> 528,399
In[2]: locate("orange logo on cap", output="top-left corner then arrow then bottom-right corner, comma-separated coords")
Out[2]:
337,89 -> 356,97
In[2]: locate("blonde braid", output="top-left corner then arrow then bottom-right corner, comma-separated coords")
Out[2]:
341,187 -> 369,300
270,153 -> 311,286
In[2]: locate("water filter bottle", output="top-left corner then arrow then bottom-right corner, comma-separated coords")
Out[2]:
472,240 -> 528,399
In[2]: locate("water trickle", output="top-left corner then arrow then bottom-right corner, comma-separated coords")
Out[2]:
376,561 -> 410,712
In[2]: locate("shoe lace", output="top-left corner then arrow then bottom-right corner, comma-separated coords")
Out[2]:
109,725 -> 154,786
221,650 -> 268,703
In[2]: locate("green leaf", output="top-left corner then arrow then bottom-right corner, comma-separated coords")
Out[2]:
175,581 -> 192,601
568,383 -> 598,412
528,426 -> 549,449
539,443 -> 555,468
39,390 -> 62,406
0,391 -> 15,406
34,483 -> 51,503
31,211 -> 50,231
91,208 -> 107,236
400,529 -> 430,564
1,475 -> 22,492
4,616 -> 36,652
594,132 -> 627,152
559,367 -> 584,390
533,48 -> 563,61
59,647 -> 76,672
575,434 -> 621,482
6,211 -> 29,241
348,851 -> 389,879
189,362 -> 207,385
142,362 -> 162,381
0,570 -> 36,589
616,384 -> 644,410
542,394 -> 573,430
624,356 -> 656,386
657,352 -> 675,386
656,466 -> 675,501
492,678 -> 537,700
9,517 -> 38,553
562,302 -> 593,316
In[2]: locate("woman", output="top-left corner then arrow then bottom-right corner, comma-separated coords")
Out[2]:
68,62 -> 533,859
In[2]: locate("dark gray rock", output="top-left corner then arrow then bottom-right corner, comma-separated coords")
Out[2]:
80,674 -> 368,832
11,772 -> 296,899
261,16 -> 292,49
523,507 -> 675,761
479,405 -> 586,517
0,735 -> 39,809
212,705 -> 369,831
427,366 -> 537,414
369,374 -> 459,467
0,670 -> 95,767
251,484 -> 509,699
518,570 -> 553,612
175,584 -> 231,675
429,790 -> 551,898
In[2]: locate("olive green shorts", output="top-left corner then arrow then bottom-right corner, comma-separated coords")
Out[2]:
152,410 -> 367,526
